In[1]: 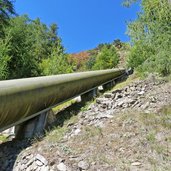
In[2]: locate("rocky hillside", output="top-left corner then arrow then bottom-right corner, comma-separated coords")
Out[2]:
0,74 -> 171,171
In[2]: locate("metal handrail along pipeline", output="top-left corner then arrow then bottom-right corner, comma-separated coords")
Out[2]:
0,68 -> 125,132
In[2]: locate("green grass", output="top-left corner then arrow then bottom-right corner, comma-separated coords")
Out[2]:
52,99 -> 77,113
140,106 -> 171,130
0,135 -> 7,142
84,126 -> 103,138
146,132 -> 156,143
139,106 -> 171,159
98,154 -> 113,165
112,73 -> 140,91
80,100 -> 95,112
115,105 -> 171,156
46,126 -> 69,143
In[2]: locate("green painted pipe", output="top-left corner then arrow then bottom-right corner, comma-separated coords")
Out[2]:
0,68 -> 125,132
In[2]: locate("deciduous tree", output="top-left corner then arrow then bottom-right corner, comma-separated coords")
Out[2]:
126,0 -> 171,75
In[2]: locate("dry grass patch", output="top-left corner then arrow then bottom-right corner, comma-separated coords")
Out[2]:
112,73 -> 140,91
66,106 -> 171,170
45,114 -> 79,143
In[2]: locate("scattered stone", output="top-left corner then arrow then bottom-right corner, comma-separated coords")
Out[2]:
26,158 -> 34,167
74,128 -> 81,135
41,165 -> 49,171
112,89 -> 122,94
141,102 -> 150,110
78,161 -> 90,170
150,96 -> 157,103
138,91 -> 145,95
96,98 -> 106,104
104,93 -> 113,98
117,101 -> 124,107
35,154 -> 48,166
115,93 -> 123,99
128,99 -> 136,105
1,74 -> 171,171
131,162 -> 142,166
57,162 -> 67,171
67,122 -> 74,127
36,160 -> 43,166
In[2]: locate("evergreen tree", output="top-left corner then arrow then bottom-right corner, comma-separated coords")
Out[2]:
0,33 -> 11,79
0,15 -> 67,79
0,0 -> 15,36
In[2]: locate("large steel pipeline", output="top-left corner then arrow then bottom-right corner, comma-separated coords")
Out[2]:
0,68 -> 125,132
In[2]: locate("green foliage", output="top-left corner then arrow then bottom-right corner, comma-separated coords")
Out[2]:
0,0 -> 15,20
0,34 -> 11,79
127,0 -> 171,76
84,41 -> 126,71
0,15 -> 67,79
127,41 -> 155,68
86,55 -> 96,70
0,135 -> 7,142
113,39 -> 123,49
93,45 -> 119,70
122,0 -> 138,7
0,0 -> 15,36
96,43 -> 113,51
4,15 -> 42,78
0,2 -> 125,79
40,52 -> 73,75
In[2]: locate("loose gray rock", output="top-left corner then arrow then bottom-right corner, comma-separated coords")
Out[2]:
112,89 -> 122,94
115,93 -> 123,99
36,160 -> 44,166
117,100 -> 124,107
104,93 -> 113,98
96,98 -> 106,104
41,165 -> 49,171
36,154 -> 48,166
74,128 -> 81,135
57,162 -> 67,171
131,162 -> 142,166
138,91 -> 145,95
78,160 -> 90,170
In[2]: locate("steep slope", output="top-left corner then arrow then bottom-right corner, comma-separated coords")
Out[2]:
1,74 -> 171,171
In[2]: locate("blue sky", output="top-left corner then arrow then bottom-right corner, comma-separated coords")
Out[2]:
15,0 -> 140,53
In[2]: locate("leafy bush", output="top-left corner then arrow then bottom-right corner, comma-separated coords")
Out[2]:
40,52 -> 73,75
93,45 -> 119,70
86,55 -> 96,70
127,41 -> 155,68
